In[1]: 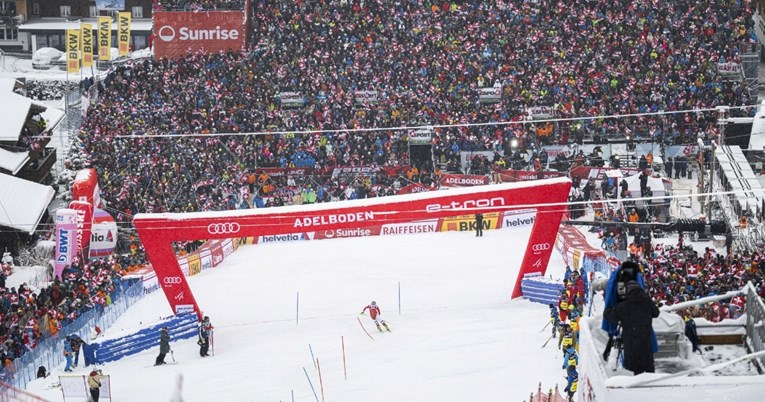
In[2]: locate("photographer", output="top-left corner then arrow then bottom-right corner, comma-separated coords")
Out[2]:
603,261 -> 660,375
88,368 -> 104,402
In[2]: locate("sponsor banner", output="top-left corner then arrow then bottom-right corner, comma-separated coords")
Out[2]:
380,220 -> 438,236
90,208 -> 118,258
98,17 -> 112,61
279,92 -> 305,107
142,271 -> 159,295
314,227 -> 381,240
175,304 -> 195,314
569,166 -> 640,181
222,239 -> 234,256
717,62 -> 741,75
200,249 -> 213,271
440,212 -> 500,232
54,209 -> 79,279
354,90 -> 378,104
117,12 -> 131,57
439,174 -> 489,187
178,258 -> 190,277
81,24 -> 94,67
408,129 -> 432,146
210,245 -> 224,267
187,254 -> 201,276
528,106 -> 554,118
397,182 -> 436,195
66,29 -> 81,73
478,87 -> 501,103
293,212 -> 374,228
500,210 -> 537,229
72,168 -> 101,208
331,166 -> 379,178
69,200 -> 94,260
498,170 -> 564,182
258,232 -> 312,243
95,0 -> 125,10
154,11 -> 245,59
665,144 -> 699,158
255,167 -> 312,177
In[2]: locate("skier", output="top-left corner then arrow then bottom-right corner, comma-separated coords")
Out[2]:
564,364 -> 578,402
63,336 -> 73,372
558,323 -> 576,352
155,326 -> 170,366
563,345 -> 578,370
198,316 -> 213,357
360,301 -> 390,333
548,304 -> 559,338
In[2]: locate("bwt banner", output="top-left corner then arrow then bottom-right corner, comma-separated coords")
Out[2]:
153,11 -> 245,59
55,209 -> 79,279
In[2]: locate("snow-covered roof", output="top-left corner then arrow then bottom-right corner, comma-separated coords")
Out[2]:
0,91 -> 32,142
0,78 -> 24,94
0,147 -> 30,175
18,18 -> 153,32
0,173 -> 54,234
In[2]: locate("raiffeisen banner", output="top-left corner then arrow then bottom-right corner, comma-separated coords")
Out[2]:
153,11 -> 245,59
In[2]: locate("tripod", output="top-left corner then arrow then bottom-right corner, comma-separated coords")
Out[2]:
602,326 -> 624,371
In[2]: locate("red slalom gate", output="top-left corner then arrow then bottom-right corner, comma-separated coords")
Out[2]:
134,178 -> 572,318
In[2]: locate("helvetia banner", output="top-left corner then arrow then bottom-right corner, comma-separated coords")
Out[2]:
90,208 -> 118,258
66,29 -> 81,73
153,11 -> 245,59
81,23 -> 94,67
98,17 -> 112,61
55,209 -> 79,279
117,11 -> 131,57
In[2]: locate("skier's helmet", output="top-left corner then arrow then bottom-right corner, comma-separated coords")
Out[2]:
203,316 -> 209,321
371,301 -> 376,306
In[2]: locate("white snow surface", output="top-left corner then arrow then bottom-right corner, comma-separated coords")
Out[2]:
27,227 -> 573,402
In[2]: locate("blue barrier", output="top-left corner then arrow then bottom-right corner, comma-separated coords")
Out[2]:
521,273 -> 564,306
85,314 -> 199,365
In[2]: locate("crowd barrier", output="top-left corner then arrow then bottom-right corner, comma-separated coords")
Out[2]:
520,273 -> 564,306
83,314 -> 198,365
7,281 -> 144,390
555,224 -> 614,278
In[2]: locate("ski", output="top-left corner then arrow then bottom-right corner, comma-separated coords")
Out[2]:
146,362 -> 179,368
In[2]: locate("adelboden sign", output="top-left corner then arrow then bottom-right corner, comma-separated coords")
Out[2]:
153,11 -> 245,59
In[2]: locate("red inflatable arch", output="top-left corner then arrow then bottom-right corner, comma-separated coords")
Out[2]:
133,177 -> 572,317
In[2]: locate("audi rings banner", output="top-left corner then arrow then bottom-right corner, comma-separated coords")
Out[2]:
134,178 -> 571,316
153,11 -> 246,59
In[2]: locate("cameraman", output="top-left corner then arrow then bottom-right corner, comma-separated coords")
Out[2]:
601,261 -> 660,374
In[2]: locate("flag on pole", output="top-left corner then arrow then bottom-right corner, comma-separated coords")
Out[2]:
81,23 -> 94,67
117,11 -> 131,57
66,29 -> 81,73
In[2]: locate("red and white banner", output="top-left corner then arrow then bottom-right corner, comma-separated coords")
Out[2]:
255,167 -> 312,177
69,200 -> 94,260
397,183 -> 435,195
71,168 -> 101,208
439,174 -> 489,187
90,208 -> 117,258
134,178 -> 571,317
331,166 -> 379,178
54,209 -> 79,279
498,170 -> 564,182
569,166 -> 640,181
153,11 -> 245,59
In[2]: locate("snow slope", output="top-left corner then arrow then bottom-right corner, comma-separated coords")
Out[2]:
27,227 -> 570,402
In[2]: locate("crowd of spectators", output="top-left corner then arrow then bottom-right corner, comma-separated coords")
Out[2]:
0,257 -> 122,377
73,0 -> 756,267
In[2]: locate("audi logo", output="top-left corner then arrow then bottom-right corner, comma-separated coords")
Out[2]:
164,277 -> 182,284
207,222 -> 241,235
531,243 -> 551,252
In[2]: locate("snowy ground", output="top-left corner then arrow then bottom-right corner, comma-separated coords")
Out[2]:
27,227 -> 576,402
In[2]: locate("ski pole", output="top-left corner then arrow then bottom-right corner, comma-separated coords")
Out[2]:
540,321 -> 551,332
541,333 -> 554,348
170,349 -> 176,363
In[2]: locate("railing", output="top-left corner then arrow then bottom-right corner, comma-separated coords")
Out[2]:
5,281 -> 145,390
744,281 -> 765,373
